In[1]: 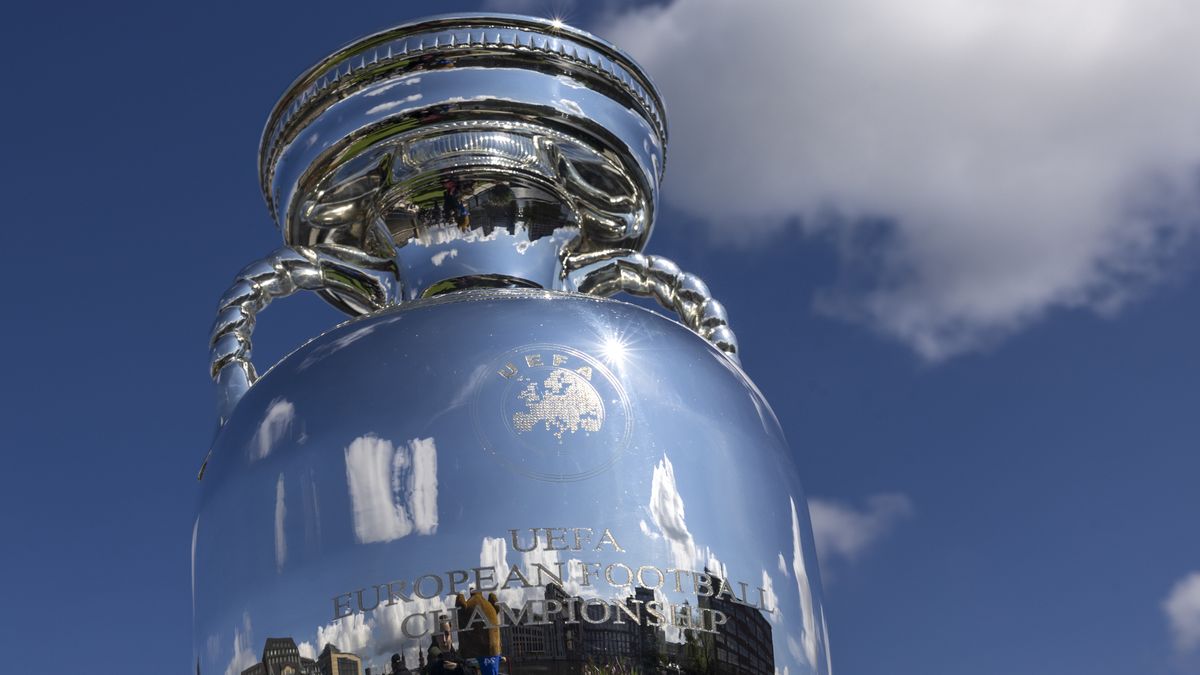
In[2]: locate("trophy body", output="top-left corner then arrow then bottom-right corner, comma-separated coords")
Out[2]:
195,15 -> 830,675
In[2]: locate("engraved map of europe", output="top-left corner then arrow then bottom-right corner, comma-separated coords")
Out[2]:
512,368 -> 604,440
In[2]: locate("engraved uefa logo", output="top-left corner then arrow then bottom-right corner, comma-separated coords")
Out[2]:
472,345 -> 632,481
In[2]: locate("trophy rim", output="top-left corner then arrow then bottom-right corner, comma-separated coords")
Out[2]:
257,12 -> 668,218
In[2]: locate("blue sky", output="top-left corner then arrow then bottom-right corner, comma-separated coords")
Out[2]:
1,1 -> 1199,674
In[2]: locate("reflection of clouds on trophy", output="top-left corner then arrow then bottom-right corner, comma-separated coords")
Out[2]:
343,435 -> 439,544
638,518 -> 659,540
702,547 -> 728,582
274,474 -> 287,572
202,632 -> 223,675
646,454 -> 698,571
511,367 -> 605,440
480,535 -> 508,584
250,398 -> 295,461
365,590 -> 447,665
205,633 -> 220,665
191,516 -> 200,612
643,453 -> 736,644
297,640 -> 316,660
647,453 -> 728,574
304,531 -> 508,667
446,363 -> 490,412
790,496 -> 820,669
297,321 -> 391,371
761,568 -> 782,626
317,610 -> 373,656
224,613 -> 256,675
306,582 -> 450,666
319,433 -> 444,668
820,606 -> 833,673
478,534 -> 600,606
643,453 -> 803,669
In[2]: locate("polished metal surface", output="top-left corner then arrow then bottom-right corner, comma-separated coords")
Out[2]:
566,250 -> 739,362
209,240 -> 741,419
259,14 -> 665,302
195,291 -> 830,675
198,13 -> 829,675
209,245 -> 398,425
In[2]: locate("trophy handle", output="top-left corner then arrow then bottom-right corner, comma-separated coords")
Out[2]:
209,245 -> 397,425
566,250 -> 740,363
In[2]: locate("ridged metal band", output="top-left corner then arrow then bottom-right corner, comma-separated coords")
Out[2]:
259,14 -> 667,219
566,250 -> 740,363
209,248 -> 738,424
209,246 -> 396,423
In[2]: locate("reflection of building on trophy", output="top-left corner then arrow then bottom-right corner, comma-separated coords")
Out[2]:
491,583 -> 659,674
318,643 -> 363,675
690,571 -> 776,675
228,571 -> 776,675
238,638 -> 361,675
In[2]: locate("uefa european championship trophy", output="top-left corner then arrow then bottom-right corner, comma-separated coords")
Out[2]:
194,14 -> 831,675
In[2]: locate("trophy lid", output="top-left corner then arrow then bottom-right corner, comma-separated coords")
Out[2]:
258,13 -> 668,276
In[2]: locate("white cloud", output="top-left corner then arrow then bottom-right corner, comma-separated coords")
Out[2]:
790,497 -> 820,668
761,568 -> 781,625
786,635 -> 805,666
479,534 -> 599,605
251,398 -> 294,460
701,546 -> 727,580
481,535 -> 508,577
274,474 -> 287,572
317,611 -> 374,656
777,552 -> 788,577
809,493 -> 914,564
297,641 -> 316,661
224,613 -> 256,675
299,323 -> 384,371
647,454 -> 699,570
639,518 -> 661,540
191,517 -> 200,615
1164,571 -> 1200,652
206,633 -> 221,663
365,93 -> 424,116
409,438 -> 439,535
346,435 -> 413,543
344,436 -> 439,544
369,589 -> 453,666
602,0 -> 1200,359
821,607 -> 834,673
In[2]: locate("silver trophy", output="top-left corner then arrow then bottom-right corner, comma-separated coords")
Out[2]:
196,14 -> 830,675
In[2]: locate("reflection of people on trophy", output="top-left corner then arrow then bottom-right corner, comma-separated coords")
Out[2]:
227,574 -> 774,675
456,591 -> 508,675
441,177 -> 470,228
468,183 -> 519,237
427,616 -> 463,675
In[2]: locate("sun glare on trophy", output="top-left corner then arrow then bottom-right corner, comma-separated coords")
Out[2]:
599,333 -> 630,366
